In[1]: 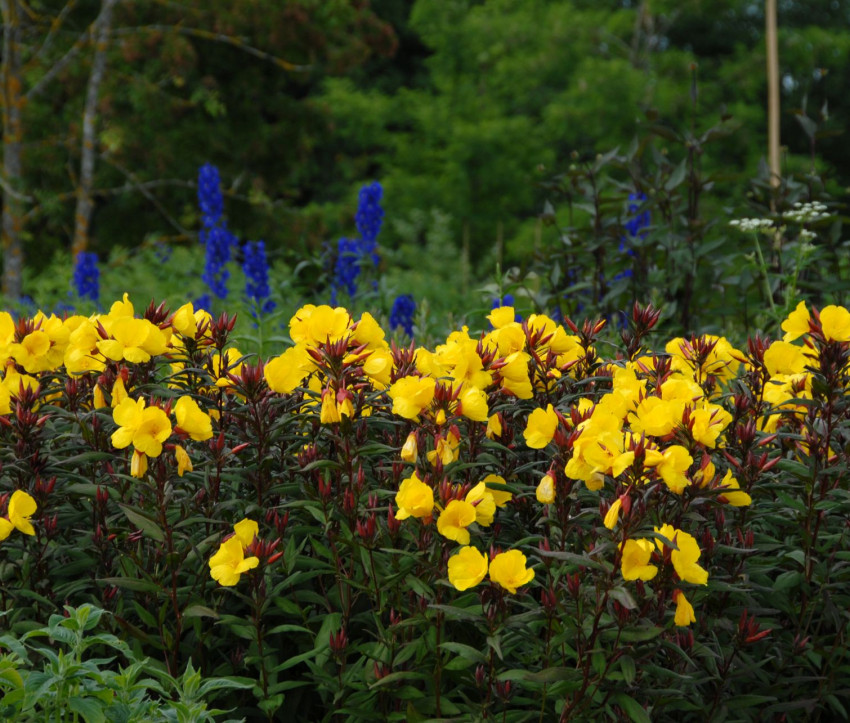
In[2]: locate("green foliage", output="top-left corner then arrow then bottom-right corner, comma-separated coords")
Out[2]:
0,604 -> 249,722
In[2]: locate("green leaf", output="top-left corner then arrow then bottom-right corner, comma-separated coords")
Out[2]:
613,693 -> 651,723
117,504 -> 165,543
68,695 -> 107,723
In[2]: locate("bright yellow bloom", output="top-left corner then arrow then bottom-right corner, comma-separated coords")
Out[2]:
448,546 -> 489,591
320,388 -> 342,424
482,474 -> 512,507
130,450 -> 148,478
353,311 -> 386,349
524,404 -> 559,449
110,377 -> 128,408
97,317 -> 168,364
764,341 -> 808,376
211,348 -> 243,387
290,305 -> 351,346
427,428 -> 461,467
486,413 -> 502,439
717,470 -> 751,506
395,473 -> 434,520
820,305 -> 850,342
499,351 -> 533,399
437,500 -> 476,544
489,550 -> 535,594
457,385 -> 489,422
209,536 -> 260,586
620,538 -> 658,581
174,396 -> 213,441
674,590 -> 696,626
465,482 -> 496,527
655,524 -> 708,585
536,472 -> 555,504
628,396 -> 682,438
111,397 -> 172,457
362,347 -> 394,388
603,498 -> 622,530
264,344 -> 313,394
233,518 -> 259,548
781,301 -> 810,342
654,445 -> 693,494
388,376 -> 436,420
175,445 -> 192,476
487,306 -> 516,329
0,490 -> 37,539
400,432 -> 418,463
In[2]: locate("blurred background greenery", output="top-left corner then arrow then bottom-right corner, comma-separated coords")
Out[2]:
1,0 -> 848,334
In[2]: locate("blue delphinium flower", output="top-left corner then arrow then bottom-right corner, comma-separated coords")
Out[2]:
625,192 -> 650,240
330,182 -> 384,304
197,164 -> 236,301
243,240 -> 275,314
198,164 -> 224,228
72,251 -> 99,302
390,294 -> 416,337
616,192 -> 649,282
201,225 -> 233,299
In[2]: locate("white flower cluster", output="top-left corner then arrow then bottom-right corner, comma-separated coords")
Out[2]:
783,201 -> 829,224
729,218 -> 773,232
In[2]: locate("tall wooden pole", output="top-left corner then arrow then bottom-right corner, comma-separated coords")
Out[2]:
766,0 -> 780,194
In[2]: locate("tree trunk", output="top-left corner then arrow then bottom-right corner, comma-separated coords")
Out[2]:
766,0 -> 780,193
72,0 -> 118,259
1,0 -> 25,301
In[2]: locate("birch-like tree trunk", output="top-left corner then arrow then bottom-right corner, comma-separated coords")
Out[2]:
1,0 -> 25,300
72,0 -> 119,259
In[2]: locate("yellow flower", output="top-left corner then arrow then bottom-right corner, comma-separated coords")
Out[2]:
485,413 -> 502,439
111,397 -> 172,457
427,429 -> 461,467
264,345 -> 313,393
457,385 -> 489,422
97,317 -> 168,364
400,432 -> 418,463
536,472 -> 555,504
523,404 -> 559,449
620,538 -> 658,581
0,490 -> 37,539
764,341 -> 808,376
820,305 -> 850,342
655,524 -> 708,585
781,301 -> 810,342
110,377 -> 128,408
175,445 -> 192,476
395,473 -> 434,520
233,518 -> 259,548
654,445 -> 693,494
174,396 -> 213,441
717,470 -> 751,506
353,311 -> 386,349
674,590 -> 696,626
465,482 -> 496,527
448,546 -> 489,591
489,550 -> 535,594
209,536 -> 260,587
603,498 -> 622,530
320,388 -> 342,424
487,306 -> 516,329
482,474 -> 512,507
289,304 -> 351,346
388,376 -> 436,420
130,450 -> 148,478
211,348 -> 243,387
437,500 -> 476,544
